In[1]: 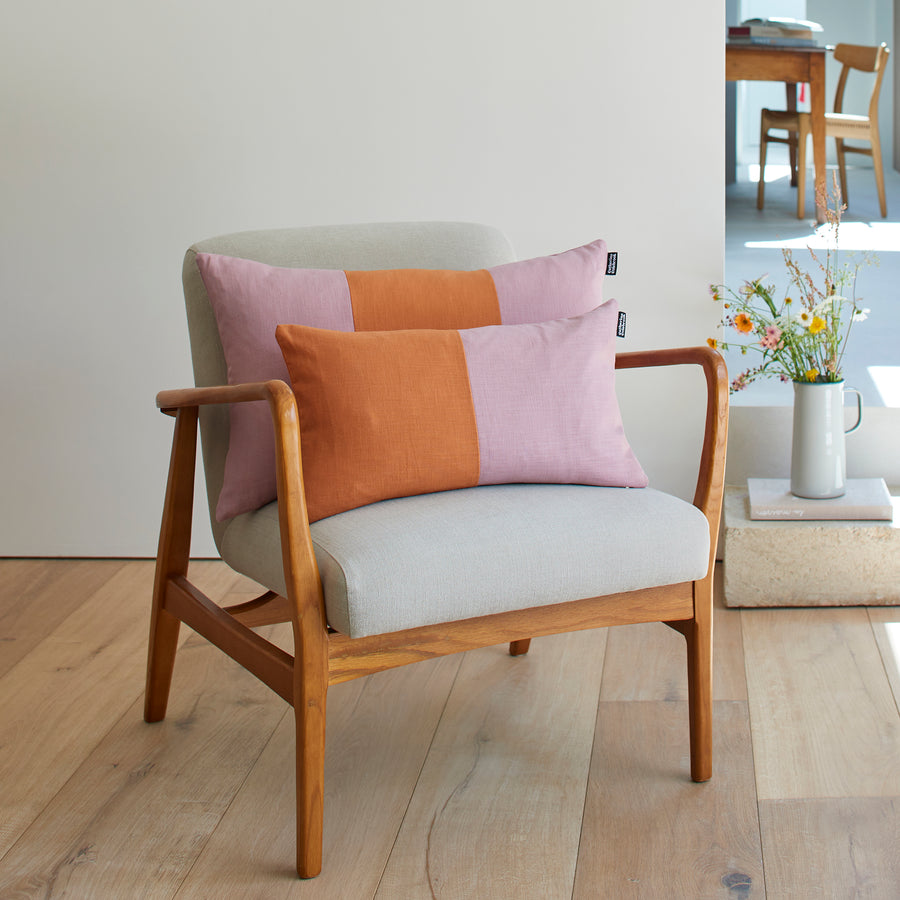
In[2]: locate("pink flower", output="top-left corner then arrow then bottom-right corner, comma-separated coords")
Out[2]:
760,325 -> 782,350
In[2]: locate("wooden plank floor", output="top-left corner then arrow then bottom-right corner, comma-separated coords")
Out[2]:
1,560 -> 899,898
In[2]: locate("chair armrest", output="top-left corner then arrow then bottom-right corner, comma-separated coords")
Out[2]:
615,346 -> 729,535
157,380 -> 293,416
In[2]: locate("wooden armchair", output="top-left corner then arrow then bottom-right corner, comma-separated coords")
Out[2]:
145,222 -> 728,878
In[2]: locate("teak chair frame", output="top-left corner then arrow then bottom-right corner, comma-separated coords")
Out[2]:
758,42 -> 890,218
145,346 -> 728,878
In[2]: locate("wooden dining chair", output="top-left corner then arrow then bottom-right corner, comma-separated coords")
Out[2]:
758,42 -> 890,218
145,221 -> 728,877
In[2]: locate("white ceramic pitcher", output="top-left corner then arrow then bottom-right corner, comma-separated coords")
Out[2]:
790,380 -> 863,499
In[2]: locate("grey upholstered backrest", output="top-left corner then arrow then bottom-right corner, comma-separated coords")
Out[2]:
182,221 -> 517,548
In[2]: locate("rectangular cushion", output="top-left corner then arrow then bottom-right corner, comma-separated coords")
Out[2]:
195,239 -> 610,520
275,303 -> 647,522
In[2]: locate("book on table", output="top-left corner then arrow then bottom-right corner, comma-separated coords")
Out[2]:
728,17 -> 823,46
747,478 -> 894,521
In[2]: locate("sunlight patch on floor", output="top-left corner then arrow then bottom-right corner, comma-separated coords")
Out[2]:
883,623 -> 900,678
868,366 -> 900,408
745,221 -> 900,252
747,163 -> 793,183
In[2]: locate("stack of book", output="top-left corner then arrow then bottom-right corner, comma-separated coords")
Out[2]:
728,17 -> 823,47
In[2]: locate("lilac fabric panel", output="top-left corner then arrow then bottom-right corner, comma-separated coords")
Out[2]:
196,253 -> 355,520
459,302 -> 647,489
488,239 -> 607,325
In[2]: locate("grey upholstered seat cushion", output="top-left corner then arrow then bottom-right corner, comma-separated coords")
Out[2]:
219,484 -> 710,639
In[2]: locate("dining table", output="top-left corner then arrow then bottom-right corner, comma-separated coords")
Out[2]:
726,42 -> 828,223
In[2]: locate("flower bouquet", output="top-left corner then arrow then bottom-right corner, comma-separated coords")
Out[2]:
709,179 -> 871,393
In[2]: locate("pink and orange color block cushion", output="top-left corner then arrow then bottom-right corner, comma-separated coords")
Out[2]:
197,240 -> 612,520
275,302 -> 647,523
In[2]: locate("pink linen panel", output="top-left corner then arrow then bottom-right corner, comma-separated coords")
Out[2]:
487,239 -> 607,325
196,253 -> 355,520
459,301 -> 648,489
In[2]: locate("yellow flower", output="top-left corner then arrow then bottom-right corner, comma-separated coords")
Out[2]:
734,313 -> 753,334
805,369 -> 819,381
809,316 -> 827,334
707,338 -> 718,349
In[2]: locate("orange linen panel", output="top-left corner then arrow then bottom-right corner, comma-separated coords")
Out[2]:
346,268 -> 502,331
275,324 -> 481,522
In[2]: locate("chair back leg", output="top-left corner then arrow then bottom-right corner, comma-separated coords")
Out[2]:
835,138 -> 850,208
145,408 -> 197,722
509,639 -> 532,656
870,132 -> 888,217
757,120 -> 768,210
145,603 -> 182,722
788,137 -> 799,186
795,120 -> 809,219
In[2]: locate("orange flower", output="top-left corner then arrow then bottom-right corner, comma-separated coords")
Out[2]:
734,313 -> 753,334
707,337 -> 718,349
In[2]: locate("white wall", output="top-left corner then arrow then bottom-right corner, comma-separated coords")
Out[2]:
0,1 -> 725,557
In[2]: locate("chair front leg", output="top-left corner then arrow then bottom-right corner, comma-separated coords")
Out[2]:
685,577 -> 713,783
294,625 -> 330,878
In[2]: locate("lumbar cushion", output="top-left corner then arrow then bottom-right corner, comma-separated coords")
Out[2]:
196,240 -> 611,520
275,302 -> 647,523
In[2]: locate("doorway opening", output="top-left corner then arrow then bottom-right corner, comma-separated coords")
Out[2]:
724,0 -> 898,408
